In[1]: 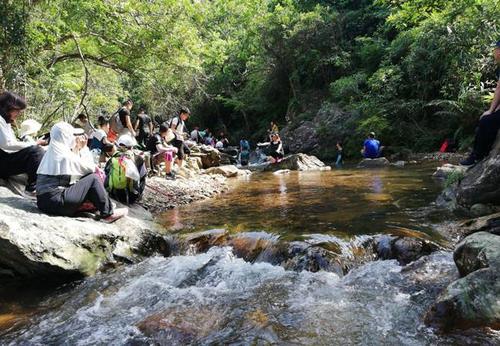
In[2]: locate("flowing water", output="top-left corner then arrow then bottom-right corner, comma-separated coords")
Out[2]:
1,165 -> 499,345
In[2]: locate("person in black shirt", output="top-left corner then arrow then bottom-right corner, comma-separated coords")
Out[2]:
461,41 -> 500,165
134,108 -> 153,148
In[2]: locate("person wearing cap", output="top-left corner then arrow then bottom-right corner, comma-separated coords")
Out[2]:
104,134 -> 147,204
0,91 -> 46,194
361,132 -> 381,159
19,119 -> 42,144
461,41 -> 500,165
168,106 -> 191,168
36,122 -> 127,222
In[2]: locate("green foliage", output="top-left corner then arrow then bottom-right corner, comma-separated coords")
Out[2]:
445,169 -> 465,188
0,0 -> 499,152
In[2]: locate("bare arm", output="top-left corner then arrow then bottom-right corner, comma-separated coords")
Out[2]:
134,119 -> 139,131
126,116 -> 136,136
149,120 -> 153,134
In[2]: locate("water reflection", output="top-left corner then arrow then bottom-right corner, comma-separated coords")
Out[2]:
159,165 -> 448,240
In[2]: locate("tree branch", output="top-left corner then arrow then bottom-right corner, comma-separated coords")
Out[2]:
47,53 -> 131,73
71,35 -> 90,122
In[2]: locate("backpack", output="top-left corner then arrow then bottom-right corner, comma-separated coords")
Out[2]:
109,111 -> 123,134
106,153 -> 132,191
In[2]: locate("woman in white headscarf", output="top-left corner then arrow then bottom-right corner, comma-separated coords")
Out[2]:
36,122 -> 127,223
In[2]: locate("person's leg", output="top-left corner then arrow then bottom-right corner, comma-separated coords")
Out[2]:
63,174 -> 113,216
473,110 -> 500,159
0,146 -> 44,191
163,152 -> 173,174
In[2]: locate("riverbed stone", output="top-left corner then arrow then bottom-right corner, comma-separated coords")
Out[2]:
262,153 -> 331,172
374,236 -> 439,265
432,164 -> 467,179
426,231 -> 500,330
190,145 -> 222,168
357,157 -> 390,168
205,165 -> 249,178
0,187 -> 160,281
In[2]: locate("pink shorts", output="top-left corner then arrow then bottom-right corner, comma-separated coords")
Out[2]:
154,151 -> 173,164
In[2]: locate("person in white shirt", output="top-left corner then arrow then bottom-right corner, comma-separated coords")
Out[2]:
0,91 -> 46,193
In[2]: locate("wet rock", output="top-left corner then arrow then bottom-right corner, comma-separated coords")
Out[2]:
432,164 -> 467,179
183,229 -> 229,253
425,269 -> 500,331
426,231 -> 500,330
469,203 -> 498,217
0,187 -> 159,281
273,169 -> 291,175
457,212 -> 500,237
453,232 -> 500,277
357,157 -> 390,168
282,242 -> 343,274
263,153 -> 331,172
374,236 -> 440,265
205,165 -> 250,178
229,232 -> 280,263
455,135 -> 500,208
391,160 -> 405,168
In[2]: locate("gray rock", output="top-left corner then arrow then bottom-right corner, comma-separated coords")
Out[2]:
426,231 -> 500,330
0,187 -> 162,281
374,235 -> 440,265
204,165 -> 249,178
432,164 -> 467,179
455,134 -> 500,207
262,153 -> 331,172
470,203 -> 497,217
357,157 -> 390,168
453,231 -> 500,277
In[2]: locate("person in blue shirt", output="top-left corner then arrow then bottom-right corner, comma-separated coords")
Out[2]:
461,40 -> 500,165
361,132 -> 381,159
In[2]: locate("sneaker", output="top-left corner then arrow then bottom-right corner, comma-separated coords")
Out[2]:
101,208 -> 128,223
165,172 -> 176,180
460,154 -> 477,166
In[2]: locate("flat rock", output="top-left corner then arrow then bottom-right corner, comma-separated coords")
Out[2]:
432,164 -> 467,179
357,157 -> 390,168
204,165 -> 249,178
262,153 -> 331,172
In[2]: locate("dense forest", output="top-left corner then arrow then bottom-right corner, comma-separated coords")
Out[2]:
1,0 -> 499,158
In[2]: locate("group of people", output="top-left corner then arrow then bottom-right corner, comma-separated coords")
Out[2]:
0,92 -> 204,223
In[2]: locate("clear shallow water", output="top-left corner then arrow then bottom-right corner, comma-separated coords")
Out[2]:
2,165 -> 499,344
159,165 -> 449,241
1,248 -> 498,345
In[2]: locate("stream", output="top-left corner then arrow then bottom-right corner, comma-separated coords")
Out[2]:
1,164 -> 499,345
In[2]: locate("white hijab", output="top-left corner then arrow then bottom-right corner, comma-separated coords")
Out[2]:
37,122 -> 95,176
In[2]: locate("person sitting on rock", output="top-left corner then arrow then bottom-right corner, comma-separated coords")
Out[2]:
73,113 -> 95,140
36,122 -> 127,222
461,41 -> 500,166
0,91 -> 46,194
90,116 -> 114,162
259,133 -> 284,163
105,134 -> 147,205
361,132 -> 382,159
147,124 -> 178,180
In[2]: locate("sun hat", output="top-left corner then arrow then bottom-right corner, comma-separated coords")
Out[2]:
19,119 -> 42,138
117,134 -> 137,148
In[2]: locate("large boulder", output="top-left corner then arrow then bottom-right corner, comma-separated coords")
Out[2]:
0,187 -> 166,281
190,145 -> 221,168
262,153 -> 331,172
455,135 -> 500,208
357,157 -> 390,168
426,231 -> 500,330
280,103 -> 357,157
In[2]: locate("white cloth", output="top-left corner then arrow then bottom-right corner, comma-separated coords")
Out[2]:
190,129 -> 199,141
37,122 -> 95,177
92,129 -> 107,142
215,140 -> 224,149
0,116 -> 32,153
170,117 -> 185,135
